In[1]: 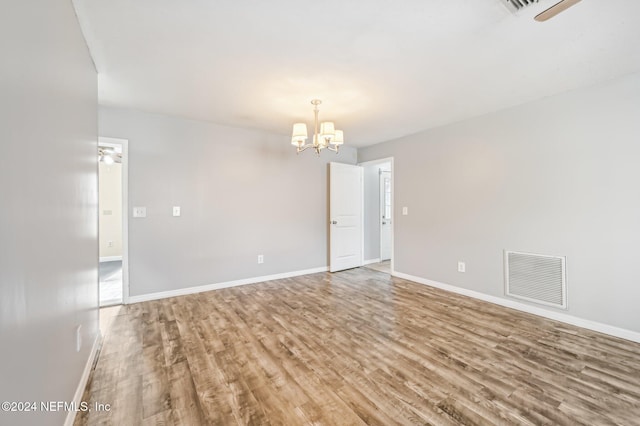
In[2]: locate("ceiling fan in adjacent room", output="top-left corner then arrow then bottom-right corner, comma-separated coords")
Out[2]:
504,0 -> 583,22
535,0 -> 582,22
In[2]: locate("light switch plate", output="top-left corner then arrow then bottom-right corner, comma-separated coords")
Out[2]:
402,207 -> 408,215
133,207 -> 146,218
173,206 -> 181,217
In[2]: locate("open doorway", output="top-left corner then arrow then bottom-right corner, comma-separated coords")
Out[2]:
360,158 -> 393,275
98,137 -> 128,306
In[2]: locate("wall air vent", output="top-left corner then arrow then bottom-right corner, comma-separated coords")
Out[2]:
504,251 -> 567,309
503,0 -> 539,13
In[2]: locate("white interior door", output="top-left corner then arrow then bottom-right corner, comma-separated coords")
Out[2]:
380,170 -> 392,261
329,162 -> 363,272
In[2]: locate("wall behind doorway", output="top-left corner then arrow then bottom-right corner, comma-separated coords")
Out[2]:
358,72 -> 640,336
99,162 -> 123,259
363,161 -> 391,262
99,106 -> 358,298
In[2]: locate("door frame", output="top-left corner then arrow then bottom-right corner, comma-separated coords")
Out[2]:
98,136 -> 129,305
358,157 -> 394,274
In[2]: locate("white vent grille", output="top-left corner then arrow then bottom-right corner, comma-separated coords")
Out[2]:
503,0 -> 539,12
505,251 -> 567,309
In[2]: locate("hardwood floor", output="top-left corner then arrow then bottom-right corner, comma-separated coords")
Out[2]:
363,260 -> 391,274
75,268 -> 640,425
99,260 -> 123,306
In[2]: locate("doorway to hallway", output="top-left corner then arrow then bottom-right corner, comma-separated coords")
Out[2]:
360,158 -> 394,275
379,169 -> 392,261
98,137 -> 129,307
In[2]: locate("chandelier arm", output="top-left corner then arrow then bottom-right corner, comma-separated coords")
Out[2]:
296,143 -> 315,154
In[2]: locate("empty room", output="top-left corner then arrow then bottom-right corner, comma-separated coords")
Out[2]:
2,1 -> 640,425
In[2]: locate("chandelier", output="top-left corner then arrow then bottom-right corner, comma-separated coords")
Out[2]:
291,99 -> 344,155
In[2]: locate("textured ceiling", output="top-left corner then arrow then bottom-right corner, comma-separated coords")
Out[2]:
74,0 -> 640,146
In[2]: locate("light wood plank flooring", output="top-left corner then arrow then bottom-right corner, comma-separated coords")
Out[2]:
363,260 -> 391,274
76,268 -> 640,425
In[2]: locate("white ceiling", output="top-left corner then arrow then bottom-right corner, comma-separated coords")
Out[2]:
74,0 -> 640,147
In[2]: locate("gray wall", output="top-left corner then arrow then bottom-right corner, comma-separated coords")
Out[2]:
99,107 -> 357,297
359,72 -> 640,333
0,2 -> 98,425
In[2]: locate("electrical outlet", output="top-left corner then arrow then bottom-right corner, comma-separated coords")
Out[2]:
133,207 -> 146,218
458,261 -> 466,273
173,206 -> 181,217
257,254 -> 264,264
108,241 -> 113,248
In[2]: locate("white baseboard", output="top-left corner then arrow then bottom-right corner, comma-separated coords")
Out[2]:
363,258 -> 381,265
127,266 -> 329,304
393,271 -> 640,344
64,332 -> 101,426
99,256 -> 122,263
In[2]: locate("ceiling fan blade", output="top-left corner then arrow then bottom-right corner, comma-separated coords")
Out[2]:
534,0 -> 582,22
